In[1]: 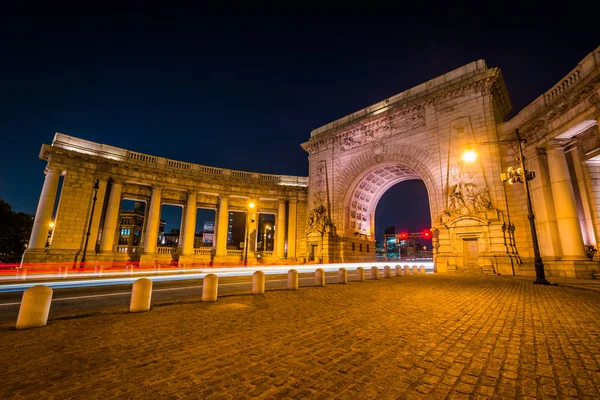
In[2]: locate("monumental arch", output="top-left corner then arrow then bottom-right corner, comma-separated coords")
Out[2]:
301,46 -> 600,278
24,46 -> 600,277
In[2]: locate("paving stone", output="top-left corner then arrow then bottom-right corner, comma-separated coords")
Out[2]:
1,275 -> 599,398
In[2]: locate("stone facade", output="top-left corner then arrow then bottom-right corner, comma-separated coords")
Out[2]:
24,45 -> 600,278
301,46 -> 600,278
22,134 -> 308,267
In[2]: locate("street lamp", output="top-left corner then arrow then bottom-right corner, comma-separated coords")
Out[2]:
263,225 -> 272,251
80,179 -> 100,268
244,202 -> 255,266
462,129 -> 550,285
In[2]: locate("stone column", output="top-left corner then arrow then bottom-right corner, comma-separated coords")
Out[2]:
248,200 -> 258,252
215,195 -> 229,257
100,181 -> 122,253
143,186 -> 163,254
568,147 -> 596,246
182,192 -> 197,256
28,167 -> 61,250
546,144 -> 587,259
287,199 -> 297,259
276,200 -> 286,258
527,151 -> 562,259
86,179 -> 107,252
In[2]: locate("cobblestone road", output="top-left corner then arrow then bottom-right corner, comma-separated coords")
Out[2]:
1,275 -> 599,399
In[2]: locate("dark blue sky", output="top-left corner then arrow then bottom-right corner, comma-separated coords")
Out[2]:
1,2 -> 597,241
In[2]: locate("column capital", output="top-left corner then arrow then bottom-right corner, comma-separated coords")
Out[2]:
151,185 -> 164,192
279,199 -> 287,205
546,140 -> 569,151
219,194 -> 230,200
289,198 -> 298,204
45,166 -> 62,175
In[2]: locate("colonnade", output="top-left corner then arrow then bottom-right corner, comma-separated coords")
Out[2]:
528,140 -> 595,264
25,173 -> 299,265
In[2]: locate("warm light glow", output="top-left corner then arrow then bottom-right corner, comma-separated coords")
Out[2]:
462,149 -> 477,163
248,202 -> 255,209
49,222 -> 55,229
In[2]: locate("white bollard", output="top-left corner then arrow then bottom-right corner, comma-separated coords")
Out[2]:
252,270 -> 265,295
129,278 -> 153,312
315,268 -> 325,287
403,265 -> 410,275
17,268 -> 27,281
58,266 -> 68,278
412,266 -> 419,275
395,265 -> 402,277
371,266 -> 379,280
16,285 -> 53,329
356,267 -> 365,282
419,265 -> 426,274
287,269 -> 298,290
95,265 -> 103,277
338,268 -> 347,284
154,264 -> 161,275
384,265 -> 391,278
202,273 -> 218,301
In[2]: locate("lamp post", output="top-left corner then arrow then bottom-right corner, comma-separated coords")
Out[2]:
80,179 -> 100,268
462,129 -> 550,285
244,202 -> 255,266
506,129 -> 550,285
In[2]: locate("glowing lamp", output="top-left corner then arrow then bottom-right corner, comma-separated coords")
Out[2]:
248,202 -> 255,209
422,230 -> 431,239
461,149 -> 477,163
399,232 -> 408,240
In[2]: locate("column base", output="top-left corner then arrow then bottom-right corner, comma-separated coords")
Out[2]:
139,253 -> 157,267
542,259 -> 599,279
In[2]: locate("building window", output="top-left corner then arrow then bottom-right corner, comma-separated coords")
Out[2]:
352,242 -> 355,251
359,243 -> 362,252
366,244 -> 369,253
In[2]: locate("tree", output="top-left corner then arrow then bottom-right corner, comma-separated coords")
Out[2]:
0,198 -> 34,264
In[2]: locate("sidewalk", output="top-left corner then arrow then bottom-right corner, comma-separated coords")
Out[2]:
504,274 -> 600,291
1,274 -> 599,399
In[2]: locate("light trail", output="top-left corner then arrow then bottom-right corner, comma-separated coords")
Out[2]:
0,261 -> 434,293
0,275 -> 357,306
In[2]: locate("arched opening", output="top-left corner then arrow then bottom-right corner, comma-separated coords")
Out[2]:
342,163 -> 436,263
374,180 -> 432,261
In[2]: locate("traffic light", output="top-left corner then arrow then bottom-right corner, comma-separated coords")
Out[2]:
399,232 -> 408,240
422,230 -> 432,239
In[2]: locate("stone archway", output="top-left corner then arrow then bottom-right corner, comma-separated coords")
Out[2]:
301,60 -> 520,274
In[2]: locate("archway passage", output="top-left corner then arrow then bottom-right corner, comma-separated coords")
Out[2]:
341,163 -> 435,263
375,180 -> 432,261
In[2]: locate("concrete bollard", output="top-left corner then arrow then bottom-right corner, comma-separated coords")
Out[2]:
371,266 -> 379,280
129,278 -> 153,312
315,268 -> 325,287
16,285 -> 53,330
58,266 -> 68,278
338,268 -> 347,284
403,265 -> 410,275
202,273 -> 218,301
17,268 -> 27,281
356,267 -> 365,282
384,265 -> 391,278
287,269 -> 299,290
154,264 -> 161,275
419,265 -> 426,274
412,266 -> 419,275
252,270 -> 265,294
95,265 -> 103,277
395,265 -> 402,277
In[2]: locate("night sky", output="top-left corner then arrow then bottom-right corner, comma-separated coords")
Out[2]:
1,2 -> 598,242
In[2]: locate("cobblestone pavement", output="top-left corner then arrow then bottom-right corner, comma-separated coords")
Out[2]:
1,275 -> 599,399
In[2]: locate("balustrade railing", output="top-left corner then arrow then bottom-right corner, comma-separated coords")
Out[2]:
52,133 -> 308,187
194,248 -> 212,256
227,250 -> 243,258
157,247 -> 176,255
